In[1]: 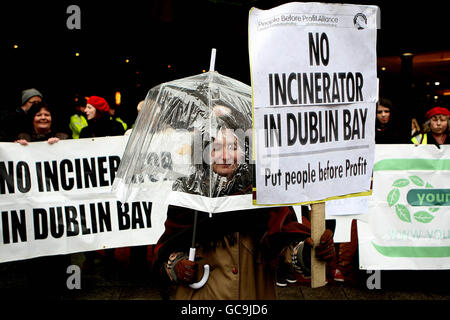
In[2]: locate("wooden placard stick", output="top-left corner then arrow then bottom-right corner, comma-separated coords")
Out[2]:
310,202 -> 326,288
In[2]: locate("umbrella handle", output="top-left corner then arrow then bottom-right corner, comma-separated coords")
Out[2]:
188,247 -> 210,290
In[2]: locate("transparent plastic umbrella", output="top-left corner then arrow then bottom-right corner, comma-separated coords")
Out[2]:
113,51 -> 253,213
112,50 -> 254,288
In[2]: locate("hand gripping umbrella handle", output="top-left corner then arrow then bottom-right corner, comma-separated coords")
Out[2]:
188,247 -> 210,289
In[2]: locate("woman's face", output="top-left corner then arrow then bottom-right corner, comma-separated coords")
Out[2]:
377,105 -> 390,125
85,103 -> 97,120
430,114 -> 448,134
33,107 -> 52,132
211,129 -> 243,178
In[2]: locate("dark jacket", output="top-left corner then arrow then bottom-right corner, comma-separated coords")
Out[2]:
1,107 -> 28,141
17,130 -> 69,142
79,116 -> 125,138
375,125 -> 407,144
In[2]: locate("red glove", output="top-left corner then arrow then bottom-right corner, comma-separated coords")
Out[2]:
174,258 -> 198,285
165,252 -> 198,285
304,229 -> 335,262
292,229 -> 335,276
314,229 -> 335,262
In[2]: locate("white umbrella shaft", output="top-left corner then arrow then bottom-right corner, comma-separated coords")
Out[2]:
209,48 -> 216,72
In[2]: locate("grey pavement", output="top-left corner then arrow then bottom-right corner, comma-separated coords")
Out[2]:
1,252 -> 449,301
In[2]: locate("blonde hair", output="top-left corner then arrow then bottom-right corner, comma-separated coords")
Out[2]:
411,118 -> 421,132
137,100 -> 144,113
422,116 -> 450,134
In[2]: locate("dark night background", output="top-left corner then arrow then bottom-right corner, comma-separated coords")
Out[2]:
1,0 -> 449,135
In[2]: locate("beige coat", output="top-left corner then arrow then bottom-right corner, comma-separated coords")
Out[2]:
173,231 -> 277,300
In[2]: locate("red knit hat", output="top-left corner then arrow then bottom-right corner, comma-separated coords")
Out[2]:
87,96 -> 110,113
425,107 -> 450,119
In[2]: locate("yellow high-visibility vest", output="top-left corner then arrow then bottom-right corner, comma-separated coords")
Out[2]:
69,114 -> 88,139
111,116 -> 128,131
411,133 -> 428,145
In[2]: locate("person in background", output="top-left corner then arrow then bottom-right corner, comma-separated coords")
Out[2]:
12,99 -> 70,297
21,88 -> 43,112
69,96 -> 88,139
15,101 -> 69,145
375,97 -> 405,144
410,118 -> 421,139
1,88 -> 44,141
124,100 -> 144,135
332,98 -> 405,283
109,104 -> 128,132
79,96 -> 125,138
137,100 -> 144,114
79,95 -> 125,278
412,106 -> 450,146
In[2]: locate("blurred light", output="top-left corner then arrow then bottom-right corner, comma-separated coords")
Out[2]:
167,64 -> 172,69
75,52 -> 80,57
402,52 -> 414,57
13,44 -> 18,49
202,70 -> 206,73
434,96 -> 439,100
380,67 -> 386,71
115,91 -> 121,106
434,81 -> 440,86
443,91 -> 450,96
125,59 -> 130,63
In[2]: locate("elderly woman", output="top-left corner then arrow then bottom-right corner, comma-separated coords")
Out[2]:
412,106 -> 450,145
171,104 -> 252,198
15,101 -> 69,145
153,105 -> 335,300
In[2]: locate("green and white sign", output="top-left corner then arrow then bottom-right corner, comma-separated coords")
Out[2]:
359,145 -> 450,270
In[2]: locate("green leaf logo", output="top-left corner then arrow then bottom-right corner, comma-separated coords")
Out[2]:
387,188 -> 400,207
395,204 -> 411,223
387,175 -> 437,224
414,211 -> 435,223
392,179 -> 410,188
409,175 -> 424,187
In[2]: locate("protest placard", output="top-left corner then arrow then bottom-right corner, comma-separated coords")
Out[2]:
249,2 -> 379,205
